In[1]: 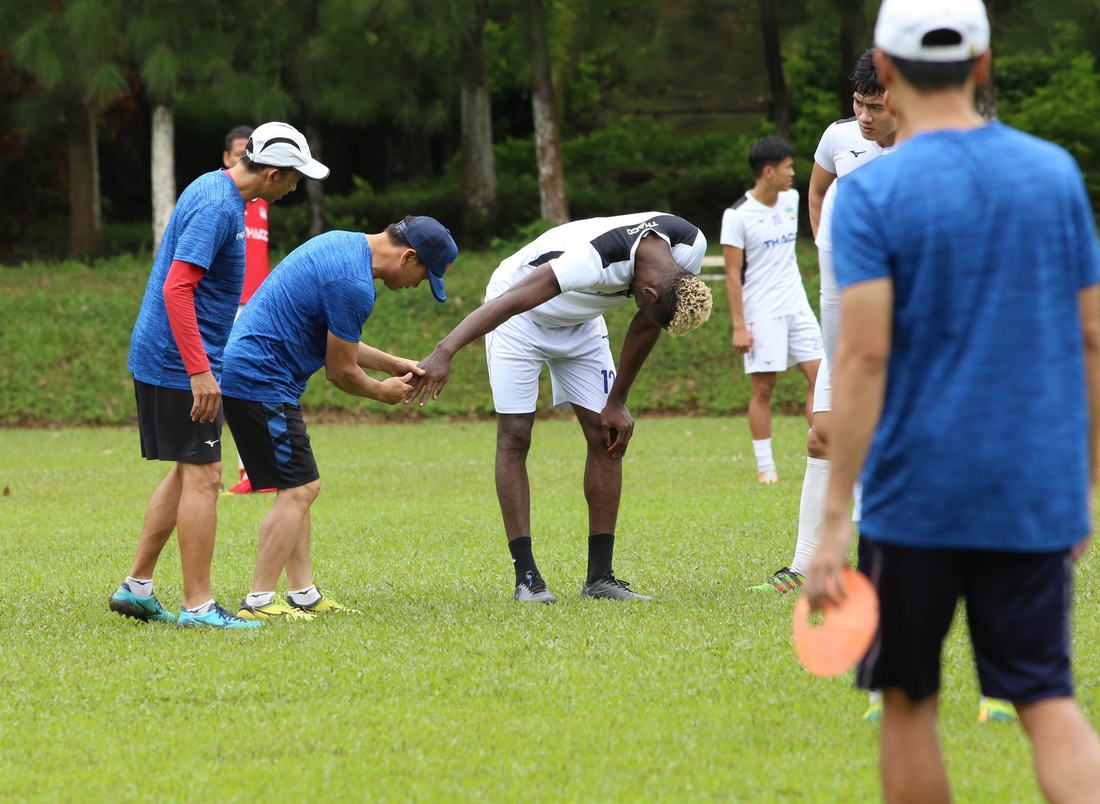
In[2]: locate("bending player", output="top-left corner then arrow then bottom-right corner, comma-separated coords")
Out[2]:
406,213 -> 712,603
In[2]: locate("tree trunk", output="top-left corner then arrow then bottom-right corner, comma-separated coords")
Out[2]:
460,0 -> 497,243
150,99 -> 175,254
832,0 -> 868,116
527,0 -> 569,224
305,120 -> 324,238
67,102 -> 102,259
758,0 -> 790,140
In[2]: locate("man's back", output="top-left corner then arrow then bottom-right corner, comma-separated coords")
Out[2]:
487,212 -> 705,327
129,170 -> 246,390
222,231 -> 376,403
835,122 -> 1100,552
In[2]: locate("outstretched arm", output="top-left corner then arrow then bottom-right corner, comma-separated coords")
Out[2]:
600,310 -> 663,457
357,342 -> 425,378
326,332 -> 415,404
405,264 -> 563,406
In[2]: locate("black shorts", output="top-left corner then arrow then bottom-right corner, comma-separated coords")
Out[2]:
856,536 -> 1074,703
222,397 -> 319,490
134,379 -> 223,463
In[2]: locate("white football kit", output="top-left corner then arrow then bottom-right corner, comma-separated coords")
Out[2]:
485,212 -> 706,414
814,117 -> 887,180
720,189 -> 822,374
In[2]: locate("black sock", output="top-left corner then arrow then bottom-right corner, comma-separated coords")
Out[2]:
509,537 -> 538,584
587,533 -> 615,583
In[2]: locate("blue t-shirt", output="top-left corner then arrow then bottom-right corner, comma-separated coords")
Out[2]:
833,123 -> 1100,552
128,170 -> 246,390
220,231 -> 377,403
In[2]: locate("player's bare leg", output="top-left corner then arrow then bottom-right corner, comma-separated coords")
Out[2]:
175,461 -> 222,609
573,405 -> 650,600
130,464 -> 184,579
497,413 -> 554,601
572,405 -> 621,537
1017,697 -> 1100,802
797,358 -> 821,425
250,480 -> 319,594
880,689 -> 951,803
749,372 -> 779,482
284,505 -> 313,592
495,413 -> 535,540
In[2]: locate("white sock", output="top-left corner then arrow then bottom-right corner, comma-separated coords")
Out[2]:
288,585 -> 322,607
868,689 -> 883,706
752,439 -> 775,472
790,457 -> 830,576
245,591 -> 276,607
853,481 -> 863,524
187,599 -> 216,615
126,576 -> 154,598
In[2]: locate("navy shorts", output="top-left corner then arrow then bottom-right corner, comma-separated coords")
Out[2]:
856,535 -> 1074,703
134,379 -> 223,464
222,397 -> 319,490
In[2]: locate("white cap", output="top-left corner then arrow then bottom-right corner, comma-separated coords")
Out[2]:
245,122 -> 330,180
874,0 -> 990,63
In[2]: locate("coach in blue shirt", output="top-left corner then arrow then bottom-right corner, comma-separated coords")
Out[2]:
221,217 -> 457,620
803,0 -> 1100,799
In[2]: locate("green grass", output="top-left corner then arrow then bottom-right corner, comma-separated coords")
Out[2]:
2,416 -> 1097,801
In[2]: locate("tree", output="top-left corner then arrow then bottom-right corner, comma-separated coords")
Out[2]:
527,0 -> 569,224
459,0 -> 498,241
758,0 -> 791,139
127,0 -> 229,251
828,0 -> 870,115
10,0 -> 128,258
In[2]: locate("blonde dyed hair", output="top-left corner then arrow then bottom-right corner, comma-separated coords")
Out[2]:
667,273 -> 713,336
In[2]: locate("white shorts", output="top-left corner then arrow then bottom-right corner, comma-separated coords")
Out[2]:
486,314 -> 616,414
813,354 -> 832,413
743,308 -> 824,375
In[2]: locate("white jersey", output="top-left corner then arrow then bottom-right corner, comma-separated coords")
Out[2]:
720,189 -> 811,323
486,212 -> 706,328
815,146 -> 893,364
814,118 -> 886,179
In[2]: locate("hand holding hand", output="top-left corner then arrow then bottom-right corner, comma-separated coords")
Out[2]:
404,348 -> 453,407
378,373 -> 416,405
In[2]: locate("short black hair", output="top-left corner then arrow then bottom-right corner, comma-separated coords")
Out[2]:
851,49 -> 883,97
748,137 -> 795,177
386,215 -> 416,248
237,153 -> 300,177
224,125 -> 254,153
890,55 -> 979,90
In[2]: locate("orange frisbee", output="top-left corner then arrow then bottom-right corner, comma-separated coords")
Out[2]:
793,567 -> 879,677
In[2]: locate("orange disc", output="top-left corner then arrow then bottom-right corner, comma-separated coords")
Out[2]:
793,567 -> 879,677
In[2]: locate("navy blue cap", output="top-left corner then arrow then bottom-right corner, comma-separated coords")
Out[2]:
399,217 -> 458,303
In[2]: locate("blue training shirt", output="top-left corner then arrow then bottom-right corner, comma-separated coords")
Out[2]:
128,170 -> 246,390
833,122 -> 1100,552
220,231 -> 377,403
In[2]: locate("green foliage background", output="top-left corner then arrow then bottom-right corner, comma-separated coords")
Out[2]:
0,240 -> 820,427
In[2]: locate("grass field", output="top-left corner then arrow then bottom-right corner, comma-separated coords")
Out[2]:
2,415 -> 1098,801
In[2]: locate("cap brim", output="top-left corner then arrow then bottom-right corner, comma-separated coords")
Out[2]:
297,159 -> 330,180
428,272 -> 447,303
